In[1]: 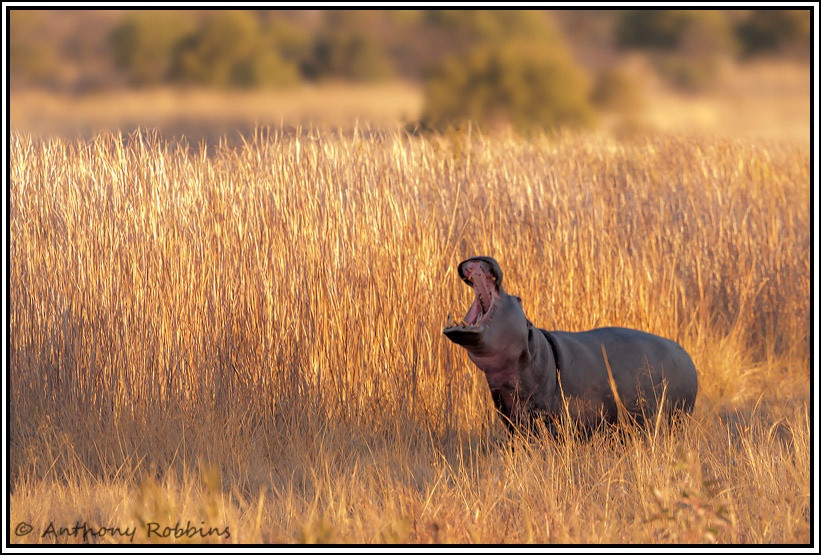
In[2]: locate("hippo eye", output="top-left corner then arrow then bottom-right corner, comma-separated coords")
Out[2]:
514,296 -> 522,304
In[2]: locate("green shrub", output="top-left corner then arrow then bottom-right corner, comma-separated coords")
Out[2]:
263,16 -> 312,71
654,54 -> 722,93
736,10 -> 810,58
590,69 -> 643,113
234,48 -> 300,88
616,10 -> 735,55
426,9 -> 564,47
172,10 -> 299,88
110,11 -> 195,86
616,10 -> 735,92
308,32 -> 394,81
420,39 -> 594,133
305,12 -> 395,81
172,11 -> 258,86
9,11 -> 59,87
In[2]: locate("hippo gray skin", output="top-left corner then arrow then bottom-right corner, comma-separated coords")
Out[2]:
443,256 -> 698,435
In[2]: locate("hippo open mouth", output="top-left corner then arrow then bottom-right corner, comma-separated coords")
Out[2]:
443,257 -> 503,346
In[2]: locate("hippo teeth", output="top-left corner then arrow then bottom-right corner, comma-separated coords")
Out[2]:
478,301 -> 496,324
449,295 -> 495,329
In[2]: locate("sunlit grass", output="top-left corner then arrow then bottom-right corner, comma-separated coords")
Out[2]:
9,128 -> 809,543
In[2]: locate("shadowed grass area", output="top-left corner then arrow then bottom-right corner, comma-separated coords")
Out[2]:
9,128 -> 809,543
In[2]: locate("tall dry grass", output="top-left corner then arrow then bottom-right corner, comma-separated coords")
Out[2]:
9,128 -> 810,543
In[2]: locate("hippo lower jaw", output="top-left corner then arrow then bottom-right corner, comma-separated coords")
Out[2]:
443,299 -> 497,347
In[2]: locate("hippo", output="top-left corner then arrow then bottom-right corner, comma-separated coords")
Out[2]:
443,256 -> 698,435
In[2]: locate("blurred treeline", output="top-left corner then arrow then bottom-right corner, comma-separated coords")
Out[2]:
9,9 -> 811,132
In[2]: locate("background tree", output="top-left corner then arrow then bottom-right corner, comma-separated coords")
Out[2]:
615,10 -> 737,92
420,37 -> 594,133
9,11 -> 60,88
171,10 -> 299,87
736,9 -> 811,58
304,11 -> 395,81
110,11 -> 194,86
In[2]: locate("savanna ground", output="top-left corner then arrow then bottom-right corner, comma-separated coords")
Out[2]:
8,62 -> 812,544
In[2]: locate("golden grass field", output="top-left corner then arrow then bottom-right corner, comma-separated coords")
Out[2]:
8,119 -> 810,543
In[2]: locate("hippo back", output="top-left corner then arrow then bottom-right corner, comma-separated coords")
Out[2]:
544,327 -> 697,425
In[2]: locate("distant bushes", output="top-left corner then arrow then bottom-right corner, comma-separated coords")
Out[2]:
110,9 -> 597,133
612,9 -> 809,60
590,68 -> 643,113
11,9 -> 811,120
615,10 -> 736,54
111,11 -> 194,86
615,10 -> 738,92
9,11 -> 60,88
108,10 -> 410,88
424,9 -> 563,48
172,11 -> 300,87
110,11 -> 393,88
112,11 -> 301,88
418,11 -> 596,133
303,12 -> 394,81
420,39 -> 593,133
735,10 -> 811,58
614,9 -> 809,91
